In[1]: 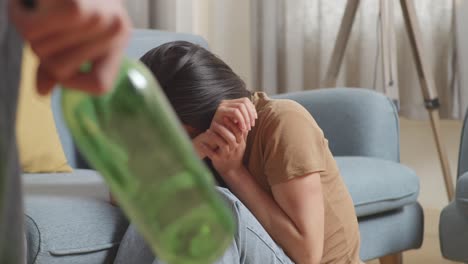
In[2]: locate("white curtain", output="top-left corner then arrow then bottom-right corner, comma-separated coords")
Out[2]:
252,0 -> 460,119
455,0 -> 468,118
125,0 -> 461,119
124,0 -> 254,91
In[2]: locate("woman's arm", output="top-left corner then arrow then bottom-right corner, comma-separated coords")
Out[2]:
203,118 -> 324,263
192,98 -> 257,160
223,167 -> 324,264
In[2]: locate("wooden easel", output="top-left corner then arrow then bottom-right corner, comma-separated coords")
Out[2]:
324,0 -> 455,202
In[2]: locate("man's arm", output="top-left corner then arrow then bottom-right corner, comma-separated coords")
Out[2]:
10,0 -> 131,94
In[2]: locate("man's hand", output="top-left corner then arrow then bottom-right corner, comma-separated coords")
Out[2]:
211,98 -> 257,132
10,0 -> 131,95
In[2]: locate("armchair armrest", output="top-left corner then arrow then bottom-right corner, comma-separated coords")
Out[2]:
455,172 -> 468,216
458,108 -> 468,177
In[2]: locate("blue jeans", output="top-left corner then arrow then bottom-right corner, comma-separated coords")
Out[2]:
114,187 -> 294,264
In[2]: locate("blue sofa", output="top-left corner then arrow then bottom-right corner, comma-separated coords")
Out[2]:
439,108 -> 468,262
23,29 -> 423,264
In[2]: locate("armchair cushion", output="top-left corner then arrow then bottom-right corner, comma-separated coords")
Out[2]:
336,157 -> 419,217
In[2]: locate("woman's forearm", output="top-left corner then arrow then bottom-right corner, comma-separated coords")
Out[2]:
224,167 -> 319,264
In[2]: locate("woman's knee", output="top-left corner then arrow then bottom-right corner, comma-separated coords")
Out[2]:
215,187 -> 293,264
114,225 -> 155,264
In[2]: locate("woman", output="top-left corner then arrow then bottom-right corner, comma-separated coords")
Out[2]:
114,41 -> 362,264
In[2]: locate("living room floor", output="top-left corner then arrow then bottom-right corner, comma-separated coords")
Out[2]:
366,208 -> 457,264
367,117 -> 463,264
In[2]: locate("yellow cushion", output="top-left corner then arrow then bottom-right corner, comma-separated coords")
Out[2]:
16,46 -> 72,173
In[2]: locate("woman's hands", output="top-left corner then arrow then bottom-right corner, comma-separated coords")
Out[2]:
202,118 -> 248,177
193,97 -> 256,162
192,132 -> 215,160
211,98 -> 257,131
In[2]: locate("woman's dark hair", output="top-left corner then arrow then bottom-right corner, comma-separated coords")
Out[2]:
140,41 -> 250,187
140,41 -> 251,132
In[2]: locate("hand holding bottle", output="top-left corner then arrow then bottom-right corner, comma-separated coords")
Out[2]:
62,59 -> 235,264
10,0 -> 131,95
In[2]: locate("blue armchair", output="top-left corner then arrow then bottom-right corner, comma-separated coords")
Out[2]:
439,108 -> 468,262
274,90 -> 423,263
24,30 -> 423,264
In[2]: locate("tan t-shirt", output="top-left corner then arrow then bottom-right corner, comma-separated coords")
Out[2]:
244,92 -> 361,264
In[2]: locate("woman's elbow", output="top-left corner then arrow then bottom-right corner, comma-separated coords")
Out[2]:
311,254 -> 323,264
303,252 -> 322,264
292,244 -> 322,264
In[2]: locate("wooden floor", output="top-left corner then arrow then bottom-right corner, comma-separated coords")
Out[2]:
366,209 -> 460,264
370,119 -> 463,264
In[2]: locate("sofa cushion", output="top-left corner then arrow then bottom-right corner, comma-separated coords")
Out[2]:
23,169 -> 108,198
336,157 -> 420,217
23,170 -> 129,264
17,46 -> 71,173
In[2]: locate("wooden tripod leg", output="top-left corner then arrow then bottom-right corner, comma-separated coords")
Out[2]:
400,0 -> 455,201
429,110 -> 456,200
380,0 -> 400,105
324,0 -> 361,87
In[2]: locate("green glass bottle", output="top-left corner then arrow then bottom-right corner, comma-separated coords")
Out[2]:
61,58 -> 235,264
